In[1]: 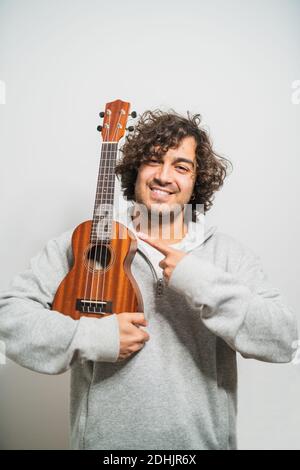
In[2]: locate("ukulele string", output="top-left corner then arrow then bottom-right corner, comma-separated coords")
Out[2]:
96,116 -> 111,309
90,117 -> 111,311
98,111 -> 121,309
82,115 -> 110,313
82,132 -> 105,311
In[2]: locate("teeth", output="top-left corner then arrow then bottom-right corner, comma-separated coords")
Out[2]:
151,188 -> 171,195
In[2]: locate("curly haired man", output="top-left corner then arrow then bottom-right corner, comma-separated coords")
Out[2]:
0,109 -> 297,450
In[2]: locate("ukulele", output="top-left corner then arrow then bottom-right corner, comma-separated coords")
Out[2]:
52,99 -> 144,320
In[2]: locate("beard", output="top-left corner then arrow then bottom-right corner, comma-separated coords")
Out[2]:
146,201 -> 183,223
131,199 -> 188,240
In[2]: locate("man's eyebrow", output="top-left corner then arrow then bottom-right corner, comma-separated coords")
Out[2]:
172,157 -> 195,168
150,155 -> 196,168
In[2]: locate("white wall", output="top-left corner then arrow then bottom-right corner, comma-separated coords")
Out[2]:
0,0 -> 299,449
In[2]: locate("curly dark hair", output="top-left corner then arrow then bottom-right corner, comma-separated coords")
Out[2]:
115,109 -> 233,213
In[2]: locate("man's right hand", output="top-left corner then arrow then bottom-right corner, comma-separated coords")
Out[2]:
116,312 -> 150,361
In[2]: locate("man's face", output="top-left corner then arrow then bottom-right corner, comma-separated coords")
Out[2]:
134,135 -> 197,217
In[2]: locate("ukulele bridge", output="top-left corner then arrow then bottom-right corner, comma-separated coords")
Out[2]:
76,298 -> 113,314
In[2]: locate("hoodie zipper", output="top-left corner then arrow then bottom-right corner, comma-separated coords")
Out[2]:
156,278 -> 165,297
137,248 -> 165,297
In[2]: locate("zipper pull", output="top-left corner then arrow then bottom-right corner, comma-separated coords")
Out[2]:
156,277 -> 164,297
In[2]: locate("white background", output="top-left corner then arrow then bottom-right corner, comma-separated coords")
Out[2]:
0,0 -> 299,449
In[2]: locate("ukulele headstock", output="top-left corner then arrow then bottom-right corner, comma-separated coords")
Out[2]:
97,99 -> 136,142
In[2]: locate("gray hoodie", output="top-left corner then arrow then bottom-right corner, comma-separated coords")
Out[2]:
0,210 -> 297,450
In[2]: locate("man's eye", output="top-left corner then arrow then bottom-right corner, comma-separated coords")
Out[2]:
176,166 -> 188,172
148,158 -> 160,164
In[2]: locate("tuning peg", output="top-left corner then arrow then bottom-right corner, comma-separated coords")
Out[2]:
97,125 -> 103,132
127,126 -> 134,132
130,111 -> 137,118
99,112 -> 105,118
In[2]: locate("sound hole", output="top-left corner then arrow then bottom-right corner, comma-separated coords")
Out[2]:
85,244 -> 112,272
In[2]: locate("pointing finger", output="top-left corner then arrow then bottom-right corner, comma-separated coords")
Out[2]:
137,232 -> 172,255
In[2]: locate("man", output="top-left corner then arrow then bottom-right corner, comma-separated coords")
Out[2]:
0,110 -> 297,450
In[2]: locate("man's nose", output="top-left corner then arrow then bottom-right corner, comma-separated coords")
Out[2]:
154,163 -> 173,183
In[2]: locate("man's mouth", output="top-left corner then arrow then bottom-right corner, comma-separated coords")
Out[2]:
150,186 -> 173,195
149,186 -> 174,197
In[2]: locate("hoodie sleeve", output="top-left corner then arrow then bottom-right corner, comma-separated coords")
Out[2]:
168,237 -> 298,363
0,231 -> 120,375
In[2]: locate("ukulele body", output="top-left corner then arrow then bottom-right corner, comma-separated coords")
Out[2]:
52,220 -> 143,320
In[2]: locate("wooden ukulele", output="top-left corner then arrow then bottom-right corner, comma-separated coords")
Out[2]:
52,99 -> 143,320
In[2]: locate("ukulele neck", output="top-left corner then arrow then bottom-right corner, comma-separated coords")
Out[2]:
91,142 -> 118,243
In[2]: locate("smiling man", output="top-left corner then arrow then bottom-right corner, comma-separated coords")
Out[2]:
0,109 -> 298,451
